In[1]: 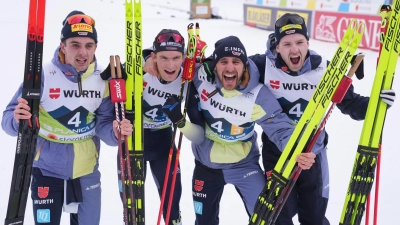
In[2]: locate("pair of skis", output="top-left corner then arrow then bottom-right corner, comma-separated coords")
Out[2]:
4,0 -> 46,224
249,19 -> 365,225
109,1 -> 145,225
339,2 -> 399,225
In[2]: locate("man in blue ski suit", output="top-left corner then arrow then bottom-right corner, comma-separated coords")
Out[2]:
160,36 -> 320,225
247,13 -> 396,225
101,29 -> 187,225
2,10 -> 132,225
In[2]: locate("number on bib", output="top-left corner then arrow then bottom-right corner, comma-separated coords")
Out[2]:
68,112 -> 82,127
289,103 -> 303,118
211,121 -> 224,133
145,108 -> 158,120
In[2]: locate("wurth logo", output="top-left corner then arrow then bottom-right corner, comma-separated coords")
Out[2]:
194,180 -> 204,192
200,89 -> 209,101
209,99 -> 246,117
269,80 -> 316,91
49,88 -> 61,99
147,86 -> 177,99
63,90 -> 101,98
38,187 -> 49,198
270,80 -> 280,89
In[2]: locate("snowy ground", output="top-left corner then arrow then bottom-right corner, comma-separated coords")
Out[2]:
0,0 -> 399,224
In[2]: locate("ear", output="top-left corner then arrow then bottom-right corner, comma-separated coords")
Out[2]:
60,42 -> 66,53
151,52 -> 156,62
275,43 -> 281,53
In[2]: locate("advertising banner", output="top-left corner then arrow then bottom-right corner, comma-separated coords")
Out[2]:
313,10 -> 382,51
244,4 -> 313,36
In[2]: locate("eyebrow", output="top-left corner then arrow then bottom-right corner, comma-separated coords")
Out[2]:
69,41 -> 95,45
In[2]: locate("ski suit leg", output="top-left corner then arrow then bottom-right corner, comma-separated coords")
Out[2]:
31,167 -> 63,225
192,160 -> 226,225
149,149 -> 182,225
296,154 -> 329,225
75,170 -> 101,225
223,162 -> 266,216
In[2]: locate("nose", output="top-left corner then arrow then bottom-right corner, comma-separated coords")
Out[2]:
78,47 -> 87,56
225,62 -> 234,72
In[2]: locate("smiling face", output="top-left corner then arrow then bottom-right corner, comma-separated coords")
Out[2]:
60,37 -> 97,72
215,56 -> 245,90
153,51 -> 184,82
276,33 -> 309,72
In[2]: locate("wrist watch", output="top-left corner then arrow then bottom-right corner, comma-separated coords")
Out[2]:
177,119 -> 186,128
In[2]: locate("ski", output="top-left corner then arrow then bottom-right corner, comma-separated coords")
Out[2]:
339,1 -> 400,224
4,0 -> 46,224
365,4 -> 391,225
268,53 -> 365,225
124,0 -> 144,224
249,19 -> 365,225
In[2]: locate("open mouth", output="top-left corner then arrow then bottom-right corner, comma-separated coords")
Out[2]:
290,56 -> 300,65
76,58 -> 87,65
223,74 -> 237,84
164,70 -> 176,76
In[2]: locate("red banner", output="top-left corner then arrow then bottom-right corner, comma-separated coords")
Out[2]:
313,11 -> 382,51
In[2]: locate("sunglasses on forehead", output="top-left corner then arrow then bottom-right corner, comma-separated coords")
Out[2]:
275,14 -> 305,28
64,14 -> 95,26
156,32 -> 185,44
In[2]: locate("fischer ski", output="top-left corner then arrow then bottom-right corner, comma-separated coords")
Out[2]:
125,0 -> 144,224
249,19 -> 365,225
4,0 -> 46,225
339,1 -> 400,224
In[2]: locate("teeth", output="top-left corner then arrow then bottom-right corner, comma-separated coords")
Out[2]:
224,74 -> 235,77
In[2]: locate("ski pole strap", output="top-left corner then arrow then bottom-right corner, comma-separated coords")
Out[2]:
182,23 -> 197,81
109,55 -> 127,103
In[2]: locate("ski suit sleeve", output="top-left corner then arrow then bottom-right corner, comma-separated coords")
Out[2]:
249,54 -> 267,84
2,84 -> 23,136
336,84 -> 369,121
2,70 -> 45,136
93,84 -> 119,146
253,86 -> 294,151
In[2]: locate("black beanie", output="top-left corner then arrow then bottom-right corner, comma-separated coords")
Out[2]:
153,29 -> 185,54
274,13 -> 309,44
213,36 -> 247,65
60,10 -> 98,43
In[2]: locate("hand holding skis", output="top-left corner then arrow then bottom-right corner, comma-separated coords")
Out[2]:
295,152 -> 316,170
14,97 -> 32,123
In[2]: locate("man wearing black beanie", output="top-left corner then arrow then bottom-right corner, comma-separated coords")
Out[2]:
245,13 -> 396,225
158,35 -> 318,225
2,10 -> 133,225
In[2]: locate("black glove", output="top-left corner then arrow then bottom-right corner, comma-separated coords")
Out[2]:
350,54 -> 364,80
162,96 -> 183,124
201,56 -> 216,83
100,62 -> 127,81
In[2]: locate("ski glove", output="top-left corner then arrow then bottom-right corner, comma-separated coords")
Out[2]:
162,96 -> 184,124
350,54 -> 364,80
380,89 -> 396,107
100,61 -> 127,81
199,56 -> 216,83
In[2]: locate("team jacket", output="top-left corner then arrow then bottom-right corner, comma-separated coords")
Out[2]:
250,40 -> 369,198
2,47 -> 118,180
184,58 -> 297,170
